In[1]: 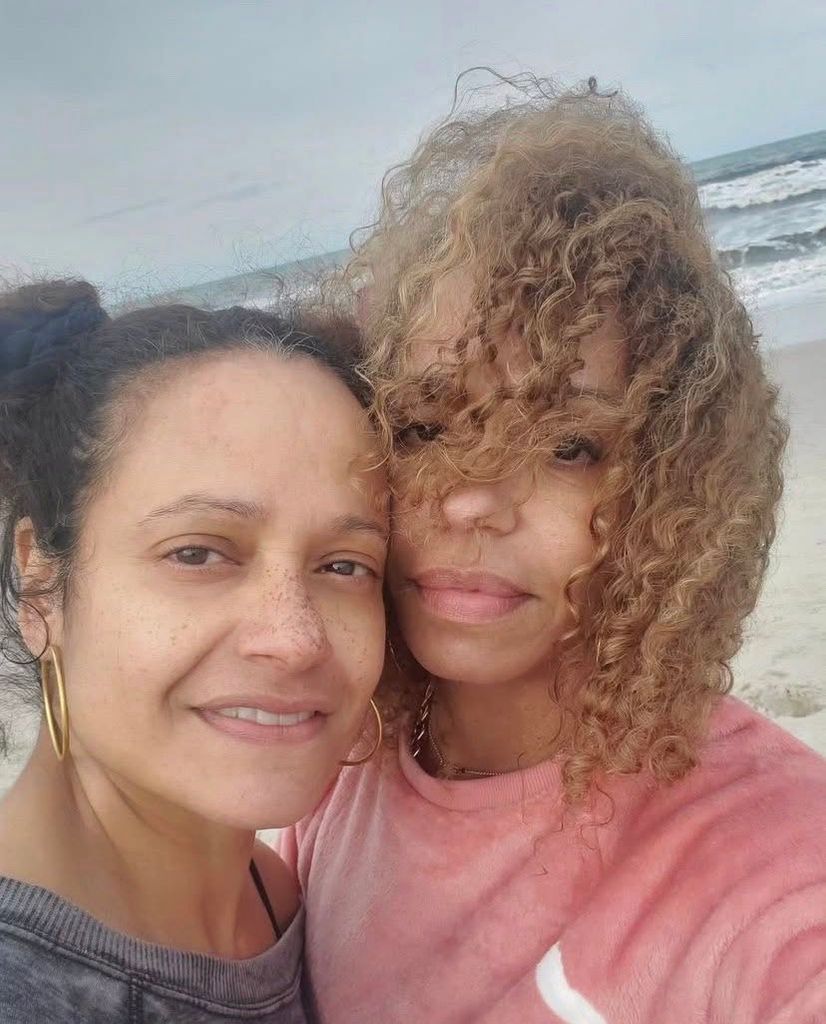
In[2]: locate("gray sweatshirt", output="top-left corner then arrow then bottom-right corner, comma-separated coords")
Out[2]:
0,875 -> 316,1022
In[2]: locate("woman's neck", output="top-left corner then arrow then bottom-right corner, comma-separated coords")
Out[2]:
426,670 -> 567,777
0,729 -> 271,958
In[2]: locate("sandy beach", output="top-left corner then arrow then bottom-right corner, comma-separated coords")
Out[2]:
1,327 -> 824,797
732,333 -> 826,753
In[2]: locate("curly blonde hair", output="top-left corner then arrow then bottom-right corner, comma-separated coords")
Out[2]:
338,74 -> 787,801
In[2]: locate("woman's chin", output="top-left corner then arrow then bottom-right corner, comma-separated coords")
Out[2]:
200,801 -> 318,833
179,774 -> 338,833
410,640 -> 542,687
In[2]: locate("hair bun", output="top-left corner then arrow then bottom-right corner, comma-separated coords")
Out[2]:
0,279 -> 107,381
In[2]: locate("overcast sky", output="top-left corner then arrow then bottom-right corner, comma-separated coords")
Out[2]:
2,0 -> 825,296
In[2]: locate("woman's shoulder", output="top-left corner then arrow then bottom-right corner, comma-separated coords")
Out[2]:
704,693 -> 826,778
0,875 -> 136,1021
610,694 -> 826,881
560,698 -> 826,1017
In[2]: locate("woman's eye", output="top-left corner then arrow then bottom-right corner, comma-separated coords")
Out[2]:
553,436 -> 603,466
322,560 -> 374,579
395,422 -> 443,450
168,546 -> 223,567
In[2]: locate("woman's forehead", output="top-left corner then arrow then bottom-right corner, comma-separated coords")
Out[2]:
405,271 -> 627,398
571,324 -> 628,397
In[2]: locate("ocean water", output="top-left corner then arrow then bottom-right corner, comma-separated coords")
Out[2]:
695,128 -> 826,308
162,249 -> 349,311
176,129 -> 826,323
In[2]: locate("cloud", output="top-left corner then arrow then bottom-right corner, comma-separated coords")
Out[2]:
188,183 -> 274,211
2,0 -> 824,290
81,197 -> 172,225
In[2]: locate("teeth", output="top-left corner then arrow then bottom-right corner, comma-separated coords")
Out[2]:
214,707 -> 315,726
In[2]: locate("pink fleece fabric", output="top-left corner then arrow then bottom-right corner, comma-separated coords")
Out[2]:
281,697 -> 826,1023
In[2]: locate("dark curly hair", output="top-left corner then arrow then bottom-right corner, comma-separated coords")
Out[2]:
337,74 -> 788,801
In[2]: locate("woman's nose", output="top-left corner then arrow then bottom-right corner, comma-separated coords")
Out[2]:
236,572 -> 330,670
439,478 -> 518,534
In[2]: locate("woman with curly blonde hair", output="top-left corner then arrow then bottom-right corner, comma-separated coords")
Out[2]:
282,77 -> 826,1023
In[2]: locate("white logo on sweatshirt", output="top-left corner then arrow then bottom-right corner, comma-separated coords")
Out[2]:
535,943 -> 607,1024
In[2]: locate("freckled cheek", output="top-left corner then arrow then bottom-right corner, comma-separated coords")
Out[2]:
325,605 -> 386,698
63,590 -> 210,715
530,494 -> 598,584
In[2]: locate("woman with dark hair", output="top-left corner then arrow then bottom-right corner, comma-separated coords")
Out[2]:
0,280 -> 388,1022
284,79 -> 826,1022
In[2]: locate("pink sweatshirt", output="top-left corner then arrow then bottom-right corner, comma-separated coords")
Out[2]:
281,697 -> 826,1023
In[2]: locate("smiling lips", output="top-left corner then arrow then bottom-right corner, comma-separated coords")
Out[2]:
410,569 -> 531,624
215,707 -> 314,726
197,697 -> 328,744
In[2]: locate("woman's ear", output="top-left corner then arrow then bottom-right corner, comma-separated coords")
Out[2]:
14,519 -> 63,656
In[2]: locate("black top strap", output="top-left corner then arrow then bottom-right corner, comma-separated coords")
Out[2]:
249,860 -> 282,941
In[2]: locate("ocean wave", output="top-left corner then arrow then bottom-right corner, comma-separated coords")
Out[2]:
700,158 -> 826,211
691,131 -> 826,186
720,225 -> 826,269
731,247 -> 826,301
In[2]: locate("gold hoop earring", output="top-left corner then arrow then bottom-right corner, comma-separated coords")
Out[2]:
340,699 -> 383,767
40,644 -> 69,761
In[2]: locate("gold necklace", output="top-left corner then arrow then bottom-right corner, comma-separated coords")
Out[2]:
410,682 -> 510,779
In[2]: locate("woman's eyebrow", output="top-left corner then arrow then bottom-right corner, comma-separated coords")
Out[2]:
569,383 -> 623,401
138,494 -> 268,526
138,498 -> 388,542
329,514 -> 389,542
